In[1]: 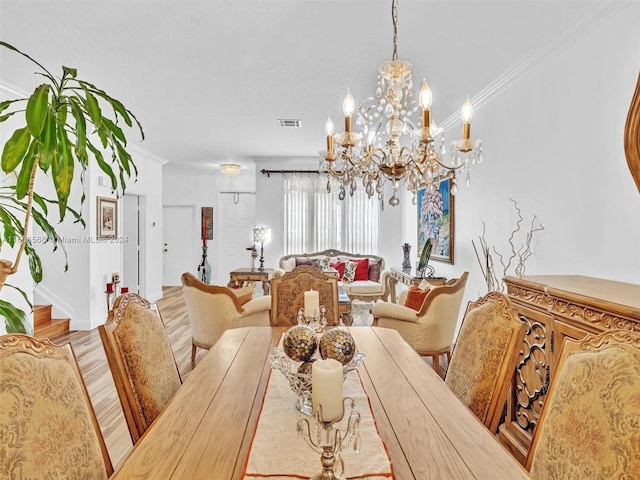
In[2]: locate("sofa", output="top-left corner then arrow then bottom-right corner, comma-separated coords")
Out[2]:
274,249 -> 389,302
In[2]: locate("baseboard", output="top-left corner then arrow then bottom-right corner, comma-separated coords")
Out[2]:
33,284 -> 74,320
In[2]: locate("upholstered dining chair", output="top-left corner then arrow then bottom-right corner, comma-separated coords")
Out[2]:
181,272 -> 271,363
525,329 -> 640,479
99,292 -> 182,444
0,334 -> 113,478
371,271 -> 468,376
444,292 -> 526,433
270,265 -> 339,326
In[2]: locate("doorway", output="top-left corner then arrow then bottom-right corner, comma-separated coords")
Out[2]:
216,192 -> 255,285
122,194 -> 145,295
163,205 -> 196,286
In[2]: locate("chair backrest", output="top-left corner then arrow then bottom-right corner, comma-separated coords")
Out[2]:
413,271 -> 469,353
445,291 -> 526,432
0,334 -> 112,478
181,272 -> 247,348
99,293 -> 182,444
270,265 -> 339,326
525,329 -> 640,479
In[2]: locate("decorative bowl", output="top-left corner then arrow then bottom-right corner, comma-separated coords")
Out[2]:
269,348 -> 365,416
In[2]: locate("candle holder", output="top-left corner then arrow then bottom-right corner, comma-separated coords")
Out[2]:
297,398 -> 362,480
297,305 -> 327,333
269,350 -> 364,416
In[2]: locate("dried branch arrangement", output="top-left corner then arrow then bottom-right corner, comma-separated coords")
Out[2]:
472,199 -> 545,293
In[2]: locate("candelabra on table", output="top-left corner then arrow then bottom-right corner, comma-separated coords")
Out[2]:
297,305 -> 327,333
296,398 -> 362,480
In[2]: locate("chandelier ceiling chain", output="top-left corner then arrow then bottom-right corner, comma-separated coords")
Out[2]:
319,0 -> 483,206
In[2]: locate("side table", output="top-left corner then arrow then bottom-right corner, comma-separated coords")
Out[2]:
388,266 -> 447,303
228,268 -> 274,295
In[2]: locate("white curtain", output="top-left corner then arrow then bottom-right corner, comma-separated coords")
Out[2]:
283,175 -> 380,255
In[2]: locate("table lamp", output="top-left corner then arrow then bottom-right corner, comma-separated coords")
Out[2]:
252,226 -> 271,270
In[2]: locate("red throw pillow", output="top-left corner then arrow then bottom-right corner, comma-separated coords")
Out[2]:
330,261 -> 346,278
404,285 -> 430,311
349,258 -> 370,281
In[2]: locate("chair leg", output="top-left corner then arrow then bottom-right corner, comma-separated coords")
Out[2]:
191,341 -> 197,365
432,353 -> 442,379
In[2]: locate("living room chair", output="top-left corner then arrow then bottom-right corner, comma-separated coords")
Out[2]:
0,334 -> 113,478
270,265 -> 339,326
371,271 -> 468,376
99,293 -> 182,444
444,292 -> 526,433
181,272 -> 271,363
525,329 -> 640,479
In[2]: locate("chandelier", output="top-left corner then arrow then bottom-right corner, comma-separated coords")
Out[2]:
220,163 -> 241,177
319,0 -> 482,206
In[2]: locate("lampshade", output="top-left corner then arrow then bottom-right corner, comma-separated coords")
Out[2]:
221,163 -> 241,177
253,227 -> 271,244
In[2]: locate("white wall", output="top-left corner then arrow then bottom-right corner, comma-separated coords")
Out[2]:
400,4 -> 640,322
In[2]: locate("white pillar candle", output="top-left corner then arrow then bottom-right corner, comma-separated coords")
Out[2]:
304,289 -> 320,318
312,358 -> 344,422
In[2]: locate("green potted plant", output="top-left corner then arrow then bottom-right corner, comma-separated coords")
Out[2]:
0,41 -> 143,334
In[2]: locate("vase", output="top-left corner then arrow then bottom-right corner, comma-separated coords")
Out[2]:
198,246 -> 212,283
402,243 -> 411,270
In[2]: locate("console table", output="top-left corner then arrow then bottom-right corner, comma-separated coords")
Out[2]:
499,275 -> 640,464
228,268 -> 273,295
388,266 -> 446,303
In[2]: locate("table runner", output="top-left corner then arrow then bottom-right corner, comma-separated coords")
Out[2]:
243,356 -> 393,479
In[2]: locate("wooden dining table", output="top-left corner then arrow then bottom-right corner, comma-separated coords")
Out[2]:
110,326 -> 531,479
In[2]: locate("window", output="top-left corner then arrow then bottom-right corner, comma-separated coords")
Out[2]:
283,175 -> 381,254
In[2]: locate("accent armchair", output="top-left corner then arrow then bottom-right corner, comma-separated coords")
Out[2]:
371,271 -> 468,376
181,272 -> 271,363
0,334 -> 113,478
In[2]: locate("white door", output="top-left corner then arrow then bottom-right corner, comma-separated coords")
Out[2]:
122,194 -> 144,295
163,205 -> 196,286
215,193 -> 255,285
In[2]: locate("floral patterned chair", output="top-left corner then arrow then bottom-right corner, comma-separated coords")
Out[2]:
99,293 -> 182,444
181,272 -> 271,363
371,272 -> 468,376
270,265 -> 339,326
525,329 -> 640,479
444,292 -> 526,433
0,334 -> 112,478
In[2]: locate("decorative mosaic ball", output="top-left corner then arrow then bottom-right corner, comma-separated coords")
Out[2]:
319,329 -> 356,365
297,359 -> 316,391
283,325 -> 318,362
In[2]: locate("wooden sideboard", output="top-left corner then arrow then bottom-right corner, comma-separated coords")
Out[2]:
499,275 -> 640,464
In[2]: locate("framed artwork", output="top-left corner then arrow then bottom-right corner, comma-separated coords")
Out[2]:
97,197 -> 118,238
201,207 -> 213,240
417,178 -> 455,264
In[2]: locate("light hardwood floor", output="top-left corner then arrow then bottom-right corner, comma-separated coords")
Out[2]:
54,286 -> 205,468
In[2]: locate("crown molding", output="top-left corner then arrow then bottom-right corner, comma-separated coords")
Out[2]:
438,1 -> 632,132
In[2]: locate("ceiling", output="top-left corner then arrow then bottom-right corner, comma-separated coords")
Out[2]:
0,1 -> 594,171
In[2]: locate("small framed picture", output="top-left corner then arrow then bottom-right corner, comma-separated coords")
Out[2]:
97,197 -> 118,238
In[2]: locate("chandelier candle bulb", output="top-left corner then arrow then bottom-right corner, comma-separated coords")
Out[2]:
304,289 -> 320,318
325,116 -> 334,153
461,97 -> 473,141
343,89 -> 355,132
311,359 -> 344,422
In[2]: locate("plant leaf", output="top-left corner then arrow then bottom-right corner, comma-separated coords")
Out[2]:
82,87 -> 102,128
2,126 -> 31,173
0,111 -> 18,123
26,84 -> 49,137
16,139 -> 38,199
88,141 -> 117,190
54,127 -> 74,220
0,299 -> 33,335
24,240 -> 43,283
69,97 -> 87,165
102,117 -> 126,145
62,66 -> 77,78
38,108 -> 56,170
4,283 -> 34,311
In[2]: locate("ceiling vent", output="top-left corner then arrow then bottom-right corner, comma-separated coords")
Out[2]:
277,119 -> 302,128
